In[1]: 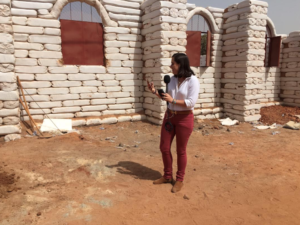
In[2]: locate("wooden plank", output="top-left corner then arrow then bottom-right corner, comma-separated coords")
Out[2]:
186,31 -> 201,67
206,30 -> 211,67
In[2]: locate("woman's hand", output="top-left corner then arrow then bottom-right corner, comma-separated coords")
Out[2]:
162,93 -> 173,103
147,80 -> 155,93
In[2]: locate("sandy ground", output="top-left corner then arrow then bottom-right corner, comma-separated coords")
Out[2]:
0,119 -> 300,225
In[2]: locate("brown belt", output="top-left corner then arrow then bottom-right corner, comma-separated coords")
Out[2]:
167,109 -> 193,115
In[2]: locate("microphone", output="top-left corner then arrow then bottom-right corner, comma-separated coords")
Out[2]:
164,75 -> 171,106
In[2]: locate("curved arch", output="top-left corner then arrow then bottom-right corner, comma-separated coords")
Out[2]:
186,7 -> 222,34
266,16 -> 277,37
40,0 -> 117,27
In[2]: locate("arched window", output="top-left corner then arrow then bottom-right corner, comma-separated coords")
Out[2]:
59,2 -> 104,65
265,25 -> 281,67
186,15 -> 211,67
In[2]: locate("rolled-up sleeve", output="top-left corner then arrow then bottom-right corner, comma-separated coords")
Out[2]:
184,77 -> 200,109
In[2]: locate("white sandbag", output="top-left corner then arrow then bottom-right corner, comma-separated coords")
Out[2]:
48,66 -> 78,74
142,8 -> 169,21
38,88 -> 69,95
3,116 -> 20,125
11,8 -> 37,17
44,28 -> 60,36
69,87 -> 97,94
109,12 -> 140,22
105,47 -> 119,54
141,23 -> 171,36
30,101 -> 62,109
14,50 -> 28,58
45,114 -> 74,119
120,47 -> 142,54
121,61 -> 143,67
0,108 -> 19,117
226,27 -> 238,34
0,125 -> 21,135
82,105 -> 108,112
82,80 -> 102,87
29,50 -> 62,58
225,15 -> 239,24
28,35 -> 61,44
15,58 -> 38,66
72,119 -> 86,126
224,5 -> 257,18
102,0 -> 139,9
223,30 -> 254,40
76,112 -> 101,118
52,81 -> 81,87
15,66 -> 47,74
51,107 -> 81,113
14,42 -> 44,50
118,21 -> 142,28
107,67 -> 131,74
13,25 -> 44,34
0,54 -> 15,64
106,5 -> 141,16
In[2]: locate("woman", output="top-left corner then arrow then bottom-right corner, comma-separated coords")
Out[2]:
147,53 -> 200,193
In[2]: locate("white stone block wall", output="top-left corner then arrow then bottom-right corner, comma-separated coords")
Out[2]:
0,1 -> 22,135
280,32 -> 300,107
9,0 -> 145,125
221,1 -> 269,122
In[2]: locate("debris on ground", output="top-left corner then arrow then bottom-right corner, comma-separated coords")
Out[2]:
283,121 -> 300,130
4,134 -> 21,142
183,194 -> 189,200
99,127 -> 105,130
272,131 -> 280,135
260,105 -> 300,125
229,142 -> 234,145
219,118 -> 239,126
254,123 -> 277,130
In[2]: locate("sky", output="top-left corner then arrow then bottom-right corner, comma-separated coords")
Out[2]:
187,0 -> 300,35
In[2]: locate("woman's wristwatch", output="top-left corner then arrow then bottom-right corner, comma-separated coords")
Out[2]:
172,99 -> 176,104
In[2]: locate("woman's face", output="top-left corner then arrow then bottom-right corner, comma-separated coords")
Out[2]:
170,57 -> 180,75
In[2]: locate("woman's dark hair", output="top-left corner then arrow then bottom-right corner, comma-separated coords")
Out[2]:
172,53 -> 195,78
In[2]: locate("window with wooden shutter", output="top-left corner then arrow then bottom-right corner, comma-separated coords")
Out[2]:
186,15 -> 211,67
265,26 -> 281,67
59,2 -> 104,66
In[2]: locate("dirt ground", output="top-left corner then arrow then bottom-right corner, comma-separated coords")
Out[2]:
0,116 -> 300,225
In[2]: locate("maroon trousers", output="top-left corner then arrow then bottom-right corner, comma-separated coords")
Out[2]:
159,112 -> 194,182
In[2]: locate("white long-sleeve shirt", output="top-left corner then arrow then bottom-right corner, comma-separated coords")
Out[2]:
167,75 -> 200,111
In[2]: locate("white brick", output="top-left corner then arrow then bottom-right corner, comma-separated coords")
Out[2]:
14,50 -> 28,58
116,97 -> 139,104
16,73 -> 34,81
38,88 -> 69,95
104,41 -> 129,47
12,17 -> 27,25
116,74 -> 138,80
104,27 -> 130,34
0,72 -> 16,83
0,33 -> 13,43
108,104 -> 132,110
106,60 -> 121,67
29,50 -> 62,58
27,18 -> 60,28
98,86 -> 121,92
15,66 -> 47,73
80,93 -> 107,99
63,100 -> 90,107
69,87 -> 97,94
22,94 -> 49,102
12,1 -> 53,10
13,33 -> 28,42
30,101 -> 62,109
52,81 -> 82,87
117,34 -> 142,41
15,58 -> 37,66
50,94 -> 79,101
44,44 -> 61,51
44,28 -> 60,35
49,66 -> 78,74
96,74 -> 115,80
29,35 -> 61,44
52,107 -> 81,113
82,80 -> 102,86
107,92 -> 130,98
68,74 -> 95,81
13,25 -> 44,34
76,112 -> 101,117
107,67 -> 131,73
105,47 -> 119,53
91,99 -> 115,105
21,81 -> 51,88
120,47 -> 142,54
79,66 -> 106,74
38,59 -> 62,66
14,42 -> 43,50
81,105 -> 108,111
0,91 -> 19,101
105,53 -> 129,60
120,80 -> 143,86
103,80 -> 119,86
35,73 -> 67,81
102,110 -> 126,115
11,8 -> 37,17
0,54 -> 15,64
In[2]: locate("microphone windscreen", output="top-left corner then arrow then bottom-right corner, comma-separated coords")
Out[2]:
164,75 -> 171,84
